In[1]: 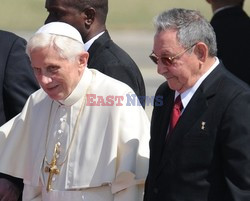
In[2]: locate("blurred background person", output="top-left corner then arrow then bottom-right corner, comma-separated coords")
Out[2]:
206,0 -> 250,85
45,0 -> 146,107
0,30 -> 39,200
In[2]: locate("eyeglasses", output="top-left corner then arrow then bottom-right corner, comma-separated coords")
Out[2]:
149,43 -> 197,66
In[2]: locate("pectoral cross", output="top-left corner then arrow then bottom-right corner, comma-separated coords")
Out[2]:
44,143 -> 60,192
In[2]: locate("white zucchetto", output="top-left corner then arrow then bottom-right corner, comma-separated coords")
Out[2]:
35,22 -> 84,45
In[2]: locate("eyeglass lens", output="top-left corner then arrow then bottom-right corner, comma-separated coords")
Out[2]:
149,53 -> 173,66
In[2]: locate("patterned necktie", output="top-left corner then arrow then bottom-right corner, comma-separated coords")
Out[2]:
168,95 -> 183,134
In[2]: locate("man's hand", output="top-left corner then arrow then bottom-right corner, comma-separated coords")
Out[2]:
0,178 -> 20,201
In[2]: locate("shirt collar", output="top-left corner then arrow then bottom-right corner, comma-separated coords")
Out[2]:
84,31 -> 105,51
177,57 -> 219,109
213,5 -> 236,15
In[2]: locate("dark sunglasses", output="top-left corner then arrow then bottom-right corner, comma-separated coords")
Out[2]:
149,43 -> 197,66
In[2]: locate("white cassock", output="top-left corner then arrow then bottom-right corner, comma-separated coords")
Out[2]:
0,68 -> 150,201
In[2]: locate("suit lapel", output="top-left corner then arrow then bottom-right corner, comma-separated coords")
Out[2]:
149,87 -> 174,173
87,31 -> 110,66
158,92 -> 175,144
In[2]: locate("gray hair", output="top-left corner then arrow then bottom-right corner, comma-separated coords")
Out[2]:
154,8 -> 217,56
26,33 -> 84,61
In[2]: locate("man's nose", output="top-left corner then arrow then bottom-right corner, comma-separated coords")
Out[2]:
39,74 -> 52,85
157,63 -> 168,75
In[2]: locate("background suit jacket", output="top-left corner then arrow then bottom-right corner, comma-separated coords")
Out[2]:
210,6 -> 250,85
144,63 -> 250,201
0,30 -> 39,199
87,31 -> 146,107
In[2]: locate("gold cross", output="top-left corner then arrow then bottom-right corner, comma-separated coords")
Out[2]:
44,143 -> 60,192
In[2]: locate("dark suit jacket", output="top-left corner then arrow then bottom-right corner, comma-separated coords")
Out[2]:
144,63 -> 250,201
87,31 -> 146,107
210,6 -> 250,85
0,30 -> 39,200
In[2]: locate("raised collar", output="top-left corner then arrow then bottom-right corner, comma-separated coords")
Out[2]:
58,67 -> 92,106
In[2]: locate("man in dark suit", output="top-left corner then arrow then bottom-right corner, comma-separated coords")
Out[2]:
0,30 -> 39,200
44,0 -> 146,107
206,0 -> 250,85
144,8 -> 250,201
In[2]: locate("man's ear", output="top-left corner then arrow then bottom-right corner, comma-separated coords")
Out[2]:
194,42 -> 208,62
79,52 -> 89,68
83,7 -> 96,26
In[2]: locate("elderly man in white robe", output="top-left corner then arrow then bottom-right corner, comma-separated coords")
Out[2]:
0,22 -> 150,201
